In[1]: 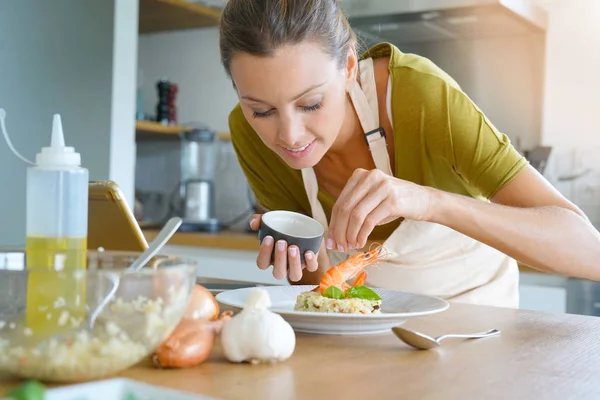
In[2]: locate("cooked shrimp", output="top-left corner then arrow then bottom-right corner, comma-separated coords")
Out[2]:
316,244 -> 388,294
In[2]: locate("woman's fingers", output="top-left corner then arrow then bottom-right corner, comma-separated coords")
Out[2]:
356,199 -> 391,249
345,189 -> 388,248
249,214 -> 262,231
328,171 -> 364,250
256,234 -> 318,280
287,246 -> 302,282
256,235 -> 274,270
330,170 -> 387,251
305,251 -> 318,272
272,240 -> 288,279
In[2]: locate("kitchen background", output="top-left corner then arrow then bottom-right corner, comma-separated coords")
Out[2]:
1,0 -> 599,315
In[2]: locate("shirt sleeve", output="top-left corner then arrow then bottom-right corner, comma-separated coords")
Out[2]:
443,84 -> 529,199
228,105 -> 309,214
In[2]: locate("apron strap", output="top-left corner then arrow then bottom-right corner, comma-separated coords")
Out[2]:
301,168 -> 329,230
359,58 -> 380,125
348,58 -> 393,177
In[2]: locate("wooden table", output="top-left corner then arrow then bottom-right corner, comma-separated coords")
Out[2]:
2,296 -> 599,399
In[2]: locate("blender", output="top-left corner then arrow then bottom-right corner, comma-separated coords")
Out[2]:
178,127 -> 222,232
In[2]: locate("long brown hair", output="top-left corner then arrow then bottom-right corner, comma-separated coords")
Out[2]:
219,0 -> 358,79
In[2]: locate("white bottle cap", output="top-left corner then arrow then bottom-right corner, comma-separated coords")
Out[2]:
35,114 -> 81,167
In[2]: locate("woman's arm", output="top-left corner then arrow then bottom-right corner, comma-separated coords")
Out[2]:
431,164 -> 600,280
325,75 -> 600,281
327,164 -> 600,282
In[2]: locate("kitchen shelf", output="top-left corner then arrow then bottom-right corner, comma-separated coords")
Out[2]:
135,120 -> 231,141
135,120 -> 190,136
139,0 -> 222,34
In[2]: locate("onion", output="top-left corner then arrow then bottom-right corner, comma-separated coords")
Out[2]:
152,311 -> 233,368
151,284 -> 230,368
183,284 -> 220,321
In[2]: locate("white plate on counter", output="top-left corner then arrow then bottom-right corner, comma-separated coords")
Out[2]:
215,285 -> 449,335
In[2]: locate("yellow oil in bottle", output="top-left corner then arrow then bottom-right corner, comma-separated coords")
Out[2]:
25,236 -> 87,336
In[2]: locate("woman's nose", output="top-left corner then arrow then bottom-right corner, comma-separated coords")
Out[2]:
278,114 -> 304,146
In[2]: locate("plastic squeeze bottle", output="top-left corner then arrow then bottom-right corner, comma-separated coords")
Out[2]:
25,114 -> 89,334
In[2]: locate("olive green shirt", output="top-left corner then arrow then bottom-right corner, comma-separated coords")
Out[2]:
228,42 -> 528,241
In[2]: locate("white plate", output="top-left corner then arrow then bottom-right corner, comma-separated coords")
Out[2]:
42,378 -> 217,400
215,285 -> 449,335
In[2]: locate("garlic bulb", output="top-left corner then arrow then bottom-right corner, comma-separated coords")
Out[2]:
220,288 -> 296,364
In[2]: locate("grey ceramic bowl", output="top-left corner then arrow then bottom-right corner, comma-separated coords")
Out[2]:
258,210 -> 324,265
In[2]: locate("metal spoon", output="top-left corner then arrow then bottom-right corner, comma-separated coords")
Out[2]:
127,216 -> 182,272
392,326 -> 501,350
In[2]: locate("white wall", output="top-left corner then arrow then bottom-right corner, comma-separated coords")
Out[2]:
537,0 -> 600,150
533,0 -> 600,224
0,0 -> 138,246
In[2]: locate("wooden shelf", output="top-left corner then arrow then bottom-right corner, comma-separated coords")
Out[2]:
135,120 -> 231,141
135,120 -> 190,136
139,0 -> 222,34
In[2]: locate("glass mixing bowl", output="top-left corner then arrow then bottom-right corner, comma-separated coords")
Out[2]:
0,249 -> 197,383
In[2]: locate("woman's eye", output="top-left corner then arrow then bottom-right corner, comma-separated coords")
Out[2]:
302,102 -> 323,112
252,109 -> 274,118
251,102 -> 322,119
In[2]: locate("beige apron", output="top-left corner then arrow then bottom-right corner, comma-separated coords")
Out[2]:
300,58 -> 520,308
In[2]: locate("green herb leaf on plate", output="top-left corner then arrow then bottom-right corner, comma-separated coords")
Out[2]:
345,286 -> 382,301
5,380 -> 46,400
323,286 -> 345,299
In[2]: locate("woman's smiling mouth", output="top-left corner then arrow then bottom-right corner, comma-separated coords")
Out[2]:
280,139 -> 316,158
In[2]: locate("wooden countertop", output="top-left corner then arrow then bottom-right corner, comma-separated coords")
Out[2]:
1,299 -> 598,398
142,229 -> 547,275
143,228 -> 260,251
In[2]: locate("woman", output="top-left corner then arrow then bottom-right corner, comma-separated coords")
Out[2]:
218,0 -> 600,307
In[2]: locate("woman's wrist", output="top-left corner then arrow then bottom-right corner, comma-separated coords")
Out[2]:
425,187 -> 463,227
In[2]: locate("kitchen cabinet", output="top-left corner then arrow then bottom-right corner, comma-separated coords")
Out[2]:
519,272 -> 569,313
519,283 -> 566,313
139,0 -> 221,34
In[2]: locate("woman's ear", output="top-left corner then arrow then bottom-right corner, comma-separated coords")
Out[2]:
344,46 -> 359,92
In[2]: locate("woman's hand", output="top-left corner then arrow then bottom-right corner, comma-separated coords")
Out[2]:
327,168 -> 436,252
249,214 -> 320,281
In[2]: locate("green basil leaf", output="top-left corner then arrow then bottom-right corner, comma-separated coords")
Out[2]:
345,285 -> 382,301
6,380 -> 46,400
323,286 -> 345,299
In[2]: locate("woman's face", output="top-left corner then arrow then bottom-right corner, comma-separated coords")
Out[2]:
230,41 -> 357,169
